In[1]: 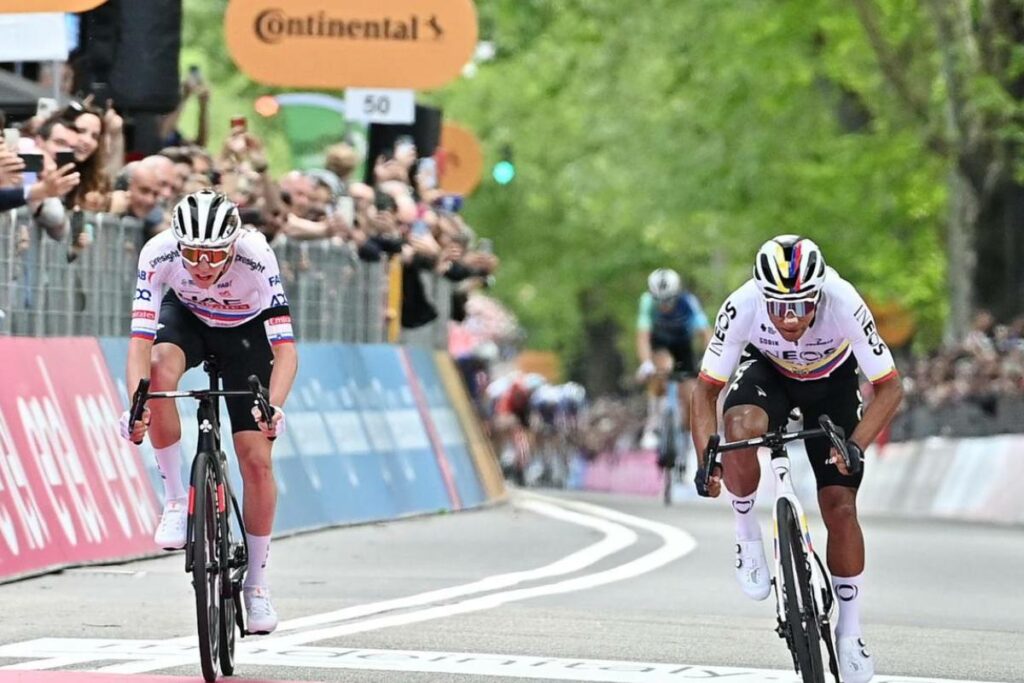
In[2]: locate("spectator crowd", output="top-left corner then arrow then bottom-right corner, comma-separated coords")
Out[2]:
896,310 -> 1024,422
0,73 -> 499,336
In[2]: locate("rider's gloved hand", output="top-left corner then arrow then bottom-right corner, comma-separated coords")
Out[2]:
119,408 -> 150,444
251,404 -> 286,439
636,360 -> 656,381
694,465 -> 721,498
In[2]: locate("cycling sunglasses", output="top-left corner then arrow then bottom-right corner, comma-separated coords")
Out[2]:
766,298 -> 817,318
179,245 -> 232,267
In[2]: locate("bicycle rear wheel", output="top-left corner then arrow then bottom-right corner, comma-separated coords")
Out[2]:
777,498 -> 825,683
660,411 -> 676,506
190,452 -> 221,682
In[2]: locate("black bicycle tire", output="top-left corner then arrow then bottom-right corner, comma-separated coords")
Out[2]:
662,403 -> 679,505
777,498 -> 825,683
191,452 -> 220,682
218,463 -> 237,676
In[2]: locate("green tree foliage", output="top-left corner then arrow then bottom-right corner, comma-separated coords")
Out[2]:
434,0 -> 951,371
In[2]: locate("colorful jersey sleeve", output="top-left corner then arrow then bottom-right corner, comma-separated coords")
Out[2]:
257,240 -> 295,346
833,278 -> 897,383
130,241 -> 167,341
684,293 -> 710,333
636,292 -> 654,332
699,283 -> 757,385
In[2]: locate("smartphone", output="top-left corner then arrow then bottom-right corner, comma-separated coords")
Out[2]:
418,157 -> 438,190
230,115 -> 247,133
3,128 -> 19,152
56,150 -> 75,167
18,153 -> 44,173
411,220 -> 430,237
36,97 -> 59,120
479,238 -> 493,254
188,65 -> 203,87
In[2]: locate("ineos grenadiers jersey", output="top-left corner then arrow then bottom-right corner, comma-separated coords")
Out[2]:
699,268 -> 896,385
131,229 -> 295,346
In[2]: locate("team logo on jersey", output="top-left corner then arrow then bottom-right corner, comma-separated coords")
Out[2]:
268,275 -> 281,287
270,293 -> 289,307
708,300 -> 738,357
135,288 -> 152,302
148,251 -> 178,268
758,337 -> 780,346
235,254 -> 266,273
217,280 -> 234,289
853,305 -> 888,357
132,310 -> 156,320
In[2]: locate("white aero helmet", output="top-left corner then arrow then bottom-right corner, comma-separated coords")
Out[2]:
648,268 -> 682,302
172,189 -> 242,249
753,235 -> 826,301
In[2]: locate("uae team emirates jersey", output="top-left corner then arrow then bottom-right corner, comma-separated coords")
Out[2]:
699,268 -> 896,385
131,229 -> 295,346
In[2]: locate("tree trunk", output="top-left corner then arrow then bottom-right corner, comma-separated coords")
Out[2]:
577,288 -> 626,395
946,169 -> 978,342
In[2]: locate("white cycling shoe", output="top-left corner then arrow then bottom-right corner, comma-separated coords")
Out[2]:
837,636 -> 875,683
735,539 -> 772,601
153,497 -> 188,550
244,586 -> 279,635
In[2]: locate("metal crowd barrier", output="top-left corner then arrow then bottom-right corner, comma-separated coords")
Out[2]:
0,209 -> 451,347
889,395 -> 1024,441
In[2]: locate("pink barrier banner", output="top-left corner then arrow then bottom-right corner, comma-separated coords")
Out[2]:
0,338 -> 159,582
581,450 -> 664,496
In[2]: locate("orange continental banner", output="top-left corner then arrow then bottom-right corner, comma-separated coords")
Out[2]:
439,122 -> 484,196
0,0 -> 106,10
225,0 -> 478,90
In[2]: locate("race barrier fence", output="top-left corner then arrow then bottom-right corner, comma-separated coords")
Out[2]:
573,438 -> 1024,526
0,337 -> 504,584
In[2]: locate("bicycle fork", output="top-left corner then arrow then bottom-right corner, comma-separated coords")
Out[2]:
768,451 -> 840,681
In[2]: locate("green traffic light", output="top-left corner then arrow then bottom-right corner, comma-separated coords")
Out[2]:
493,160 -> 516,185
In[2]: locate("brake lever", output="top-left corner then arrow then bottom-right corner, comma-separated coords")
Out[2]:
817,414 -> 861,474
128,378 -> 150,446
247,375 -> 277,442
702,433 -> 722,482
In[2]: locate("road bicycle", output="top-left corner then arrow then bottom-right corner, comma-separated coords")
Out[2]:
128,361 -> 275,682
701,414 -> 861,683
657,371 -> 690,506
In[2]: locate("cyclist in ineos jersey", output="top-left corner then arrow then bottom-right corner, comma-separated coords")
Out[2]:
691,236 -> 903,683
119,189 -> 297,634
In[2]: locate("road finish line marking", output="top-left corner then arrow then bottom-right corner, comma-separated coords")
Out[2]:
0,640 -> 1005,683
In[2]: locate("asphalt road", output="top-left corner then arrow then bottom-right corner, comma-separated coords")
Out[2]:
0,489 -> 1021,683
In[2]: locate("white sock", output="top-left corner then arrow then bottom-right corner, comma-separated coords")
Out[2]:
244,534 -> 271,589
154,442 -> 186,501
832,572 -> 864,638
729,491 -> 761,541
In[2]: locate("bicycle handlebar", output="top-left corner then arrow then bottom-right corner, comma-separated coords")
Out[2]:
126,375 -> 277,445
701,414 -> 862,487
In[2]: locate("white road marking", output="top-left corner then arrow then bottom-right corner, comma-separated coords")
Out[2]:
89,494 -> 696,673
0,640 -> 1004,683
0,495 -> 642,673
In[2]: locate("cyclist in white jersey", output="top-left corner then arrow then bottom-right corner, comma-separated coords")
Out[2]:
119,189 -> 297,634
691,235 -> 903,683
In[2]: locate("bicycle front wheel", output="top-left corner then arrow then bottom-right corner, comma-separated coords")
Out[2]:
777,498 -> 825,683
191,452 -> 221,682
